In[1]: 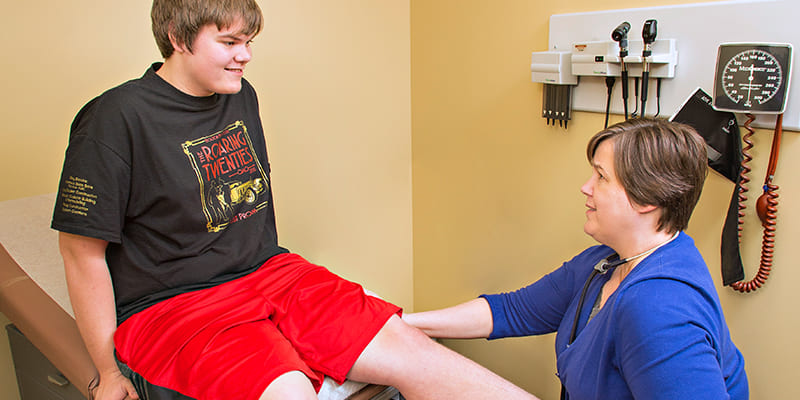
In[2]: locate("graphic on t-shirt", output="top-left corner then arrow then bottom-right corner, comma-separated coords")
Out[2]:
182,121 -> 269,232
58,176 -> 98,217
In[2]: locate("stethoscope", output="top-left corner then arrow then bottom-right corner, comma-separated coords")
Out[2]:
560,231 -> 679,400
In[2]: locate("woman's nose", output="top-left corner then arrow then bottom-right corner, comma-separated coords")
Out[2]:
580,176 -> 593,196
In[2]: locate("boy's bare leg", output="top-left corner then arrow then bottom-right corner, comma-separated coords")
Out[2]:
259,371 -> 318,400
348,315 -> 539,400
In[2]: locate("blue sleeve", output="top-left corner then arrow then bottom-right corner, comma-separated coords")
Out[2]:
614,279 -> 731,399
481,269 -> 570,338
481,246 -> 611,339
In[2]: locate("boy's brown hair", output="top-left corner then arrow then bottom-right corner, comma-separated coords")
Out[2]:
151,0 -> 263,58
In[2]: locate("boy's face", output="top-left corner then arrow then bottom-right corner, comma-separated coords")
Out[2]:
171,19 -> 255,96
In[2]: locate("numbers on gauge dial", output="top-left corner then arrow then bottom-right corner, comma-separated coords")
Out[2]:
721,49 -> 783,108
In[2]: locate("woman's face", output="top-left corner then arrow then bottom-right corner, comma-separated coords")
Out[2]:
580,139 -> 640,245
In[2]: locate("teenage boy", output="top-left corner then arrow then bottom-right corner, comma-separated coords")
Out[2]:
52,1 -> 539,399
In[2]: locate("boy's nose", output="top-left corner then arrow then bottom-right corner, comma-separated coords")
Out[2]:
235,47 -> 252,63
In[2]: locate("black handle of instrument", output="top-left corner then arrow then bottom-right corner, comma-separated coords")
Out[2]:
612,22 -> 631,119
639,19 -> 657,116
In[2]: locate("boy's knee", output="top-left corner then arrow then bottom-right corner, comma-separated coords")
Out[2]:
376,316 -> 447,367
381,315 -> 435,347
259,371 -> 316,400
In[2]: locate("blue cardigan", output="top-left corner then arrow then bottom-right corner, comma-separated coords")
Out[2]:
482,232 -> 748,399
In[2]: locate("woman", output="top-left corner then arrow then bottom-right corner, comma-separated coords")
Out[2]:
404,119 -> 748,399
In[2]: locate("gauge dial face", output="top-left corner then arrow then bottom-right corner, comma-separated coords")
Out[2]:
713,44 -> 792,114
721,49 -> 782,107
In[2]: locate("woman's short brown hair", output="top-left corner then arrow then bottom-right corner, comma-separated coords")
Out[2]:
151,0 -> 263,58
586,118 -> 708,234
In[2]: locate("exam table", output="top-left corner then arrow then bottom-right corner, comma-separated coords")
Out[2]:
0,193 -> 396,400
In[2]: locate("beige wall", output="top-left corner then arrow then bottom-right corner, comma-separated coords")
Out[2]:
2,0 -> 799,399
0,1 -> 410,398
252,1 -> 413,310
412,0 -> 800,399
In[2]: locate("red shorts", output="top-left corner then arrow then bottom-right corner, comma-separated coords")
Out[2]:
114,253 -> 401,400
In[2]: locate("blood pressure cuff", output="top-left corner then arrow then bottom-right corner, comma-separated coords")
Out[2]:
671,88 -> 744,285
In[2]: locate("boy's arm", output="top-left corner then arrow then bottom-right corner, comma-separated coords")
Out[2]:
59,232 -> 138,400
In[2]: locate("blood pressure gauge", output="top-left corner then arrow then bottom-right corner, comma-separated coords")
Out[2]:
713,43 -> 793,114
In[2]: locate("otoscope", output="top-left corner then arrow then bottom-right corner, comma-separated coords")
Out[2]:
612,22 -> 631,119
639,19 -> 657,117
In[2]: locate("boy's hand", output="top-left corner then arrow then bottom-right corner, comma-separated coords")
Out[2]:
91,370 -> 139,400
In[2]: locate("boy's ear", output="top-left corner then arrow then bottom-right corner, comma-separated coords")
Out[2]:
167,26 -> 189,54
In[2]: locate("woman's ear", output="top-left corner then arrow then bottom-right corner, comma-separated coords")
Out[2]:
634,203 -> 659,214
632,202 -> 663,230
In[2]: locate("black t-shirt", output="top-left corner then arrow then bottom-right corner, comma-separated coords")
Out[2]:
52,63 -> 287,323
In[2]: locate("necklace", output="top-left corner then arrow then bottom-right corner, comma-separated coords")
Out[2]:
623,231 -> 680,264
596,231 -> 680,274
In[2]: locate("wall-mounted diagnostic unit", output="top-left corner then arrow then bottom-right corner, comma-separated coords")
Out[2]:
531,0 -> 800,131
569,38 -> 677,79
